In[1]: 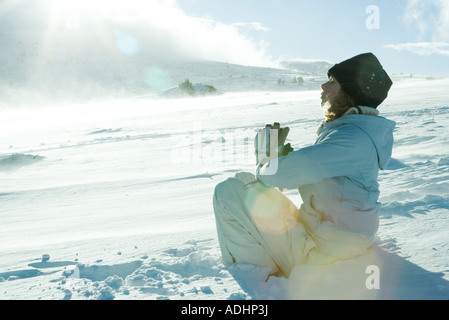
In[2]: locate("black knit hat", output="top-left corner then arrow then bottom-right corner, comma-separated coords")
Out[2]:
327,53 -> 392,108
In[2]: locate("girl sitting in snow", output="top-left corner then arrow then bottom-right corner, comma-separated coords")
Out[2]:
213,53 -> 396,277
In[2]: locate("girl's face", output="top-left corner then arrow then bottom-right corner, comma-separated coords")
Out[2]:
321,76 -> 342,107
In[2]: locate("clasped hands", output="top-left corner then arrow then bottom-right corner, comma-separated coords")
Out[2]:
254,122 -> 294,166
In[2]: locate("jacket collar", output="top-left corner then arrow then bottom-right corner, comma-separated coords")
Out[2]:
317,106 -> 380,136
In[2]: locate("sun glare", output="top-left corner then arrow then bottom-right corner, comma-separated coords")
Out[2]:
43,0 -> 179,32
48,0 -> 122,13
45,0 -> 165,18
45,0 -> 126,23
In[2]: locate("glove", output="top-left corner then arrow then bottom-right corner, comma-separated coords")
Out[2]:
281,142 -> 294,156
254,122 -> 294,165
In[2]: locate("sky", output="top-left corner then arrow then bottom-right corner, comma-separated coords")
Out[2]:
176,0 -> 449,76
1,0 -> 448,77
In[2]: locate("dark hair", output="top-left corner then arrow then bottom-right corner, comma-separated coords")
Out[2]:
324,89 -> 357,122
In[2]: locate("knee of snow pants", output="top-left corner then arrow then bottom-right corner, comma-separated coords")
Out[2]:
213,172 -> 316,276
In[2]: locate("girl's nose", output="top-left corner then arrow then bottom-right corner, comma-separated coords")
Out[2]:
321,82 -> 328,91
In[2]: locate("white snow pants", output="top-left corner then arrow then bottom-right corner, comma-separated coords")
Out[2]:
213,172 -> 371,277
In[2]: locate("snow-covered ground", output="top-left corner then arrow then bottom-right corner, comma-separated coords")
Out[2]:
1,70 -> 448,300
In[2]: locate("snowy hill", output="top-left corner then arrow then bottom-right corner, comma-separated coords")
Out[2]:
0,30 -> 433,108
0,45 -> 326,107
0,0 -> 327,107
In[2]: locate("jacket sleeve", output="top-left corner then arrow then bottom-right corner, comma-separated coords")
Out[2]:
256,125 -> 373,189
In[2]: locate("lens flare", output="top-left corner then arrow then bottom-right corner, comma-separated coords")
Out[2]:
116,32 -> 139,56
144,67 -> 169,89
287,248 -> 382,300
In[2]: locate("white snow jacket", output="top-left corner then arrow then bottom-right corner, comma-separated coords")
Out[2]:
257,107 -> 396,241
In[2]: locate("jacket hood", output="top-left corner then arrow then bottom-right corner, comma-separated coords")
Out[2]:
323,114 -> 396,170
